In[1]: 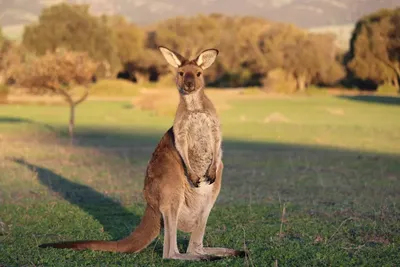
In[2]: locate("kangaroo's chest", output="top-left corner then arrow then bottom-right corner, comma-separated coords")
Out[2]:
186,112 -> 218,176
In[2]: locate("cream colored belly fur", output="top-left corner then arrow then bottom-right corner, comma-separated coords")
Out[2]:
177,182 -> 214,233
187,112 -> 214,177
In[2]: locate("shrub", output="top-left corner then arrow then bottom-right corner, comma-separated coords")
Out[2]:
0,84 -> 9,103
377,84 -> 399,95
262,68 -> 297,93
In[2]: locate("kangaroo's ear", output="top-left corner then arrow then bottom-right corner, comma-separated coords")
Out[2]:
195,49 -> 219,70
158,46 -> 186,68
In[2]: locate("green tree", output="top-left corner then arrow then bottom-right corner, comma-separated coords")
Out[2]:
149,13 -> 345,90
0,29 -> 29,102
151,14 -> 273,87
347,8 -> 400,91
0,40 -> 28,84
250,24 -> 344,91
282,33 -> 345,90
149,14 -> 223,84
14,49 -> 98,143
102,15 -> 145,65
216,16 -> 273,86
102,15 -> 164,83
152,14 -> 221,59
22,3 -> 119,77
123,49 -> 168,83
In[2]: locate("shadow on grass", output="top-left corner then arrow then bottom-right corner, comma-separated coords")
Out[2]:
4,114 -> 400,213
0,116 -> 57,132
10,158 -> 142,240
67,126 -> 400,213
0,117 -> 32,123
337,95 -> 400,106
4,111 -> 400,234
78,127 -> 400,217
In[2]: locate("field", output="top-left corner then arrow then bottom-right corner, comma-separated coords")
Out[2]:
0,89 -> 400,266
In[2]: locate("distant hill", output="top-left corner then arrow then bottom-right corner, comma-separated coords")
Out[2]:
1,0 -> 397,47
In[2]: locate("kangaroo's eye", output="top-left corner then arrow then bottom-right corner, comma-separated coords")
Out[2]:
179,72 -> 184,76
197,72 -> 202,77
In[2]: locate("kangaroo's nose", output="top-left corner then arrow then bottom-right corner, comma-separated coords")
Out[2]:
185,80 -> 194,88
183,72 -> 195,91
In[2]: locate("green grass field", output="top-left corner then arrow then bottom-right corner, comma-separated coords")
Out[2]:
0,93 -> 400,266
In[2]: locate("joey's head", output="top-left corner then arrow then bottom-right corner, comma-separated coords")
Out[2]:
158,46 -> 219,95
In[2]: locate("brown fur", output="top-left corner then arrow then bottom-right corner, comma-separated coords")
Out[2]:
38,47 -> 246,261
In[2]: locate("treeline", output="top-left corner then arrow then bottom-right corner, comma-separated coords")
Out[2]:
0,3 -> 399,94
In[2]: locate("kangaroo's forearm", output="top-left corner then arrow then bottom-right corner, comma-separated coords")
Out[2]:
211,132 -> 221,167
175,133 -> 193,173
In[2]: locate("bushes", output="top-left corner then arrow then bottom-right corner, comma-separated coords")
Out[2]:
377,84 -> 399,95
262,68 -> 297,93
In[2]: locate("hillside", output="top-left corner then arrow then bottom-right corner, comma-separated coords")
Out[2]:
1,0 -> 398,28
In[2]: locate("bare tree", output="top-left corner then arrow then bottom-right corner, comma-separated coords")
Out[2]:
14,48 -> 98,144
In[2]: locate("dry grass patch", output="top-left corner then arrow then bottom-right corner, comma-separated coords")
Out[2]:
263,112 -> 291,123
131,87 -> 292,116
325,107 -> 345,116
131,87 -> 237,116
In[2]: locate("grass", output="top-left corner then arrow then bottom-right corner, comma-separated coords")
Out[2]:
0,92 -> 400,266
88,79 -> 142,97
377,84 -> 399,95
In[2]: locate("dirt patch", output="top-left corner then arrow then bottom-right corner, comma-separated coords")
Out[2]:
131,87 -> 304,117
363,234 -> 390,245
131,88 -> 179,116
325,107 -> 345,116
314,235 -> 325,244
131,88 -> 235,116
239,115 -> 247,122
263,112 -> 290,123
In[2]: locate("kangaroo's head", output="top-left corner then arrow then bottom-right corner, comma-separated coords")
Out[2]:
158,46 -> 219,95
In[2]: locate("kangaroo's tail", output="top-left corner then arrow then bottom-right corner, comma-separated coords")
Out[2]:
39,205 -> 161,253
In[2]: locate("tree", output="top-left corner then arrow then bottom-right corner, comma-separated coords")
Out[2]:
281,33 -> 345,90
102,15 -> 166,83
150,14 -> 273,87
14,49 -> 98,143
0,29 -> 29,102
121,49 -> 168,83
22,3 -> 119,77
149,14 -> 223,83
151,14 -> 221,59
217,16 -> 273,86
102,15 -> 145,65
347,8 -> 400,91
248,23 -> 344,91
0,28 -> 11,84
0,40 -> 28,85
148,13 -> 345,90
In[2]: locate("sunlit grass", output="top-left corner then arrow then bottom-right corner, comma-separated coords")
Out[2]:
0,94 -> 399,266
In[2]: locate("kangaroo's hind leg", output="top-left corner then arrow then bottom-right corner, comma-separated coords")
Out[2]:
186,162 -> 246,258
161,198 -> 221,261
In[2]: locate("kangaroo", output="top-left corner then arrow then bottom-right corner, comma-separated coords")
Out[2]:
39,46 -> 245,261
